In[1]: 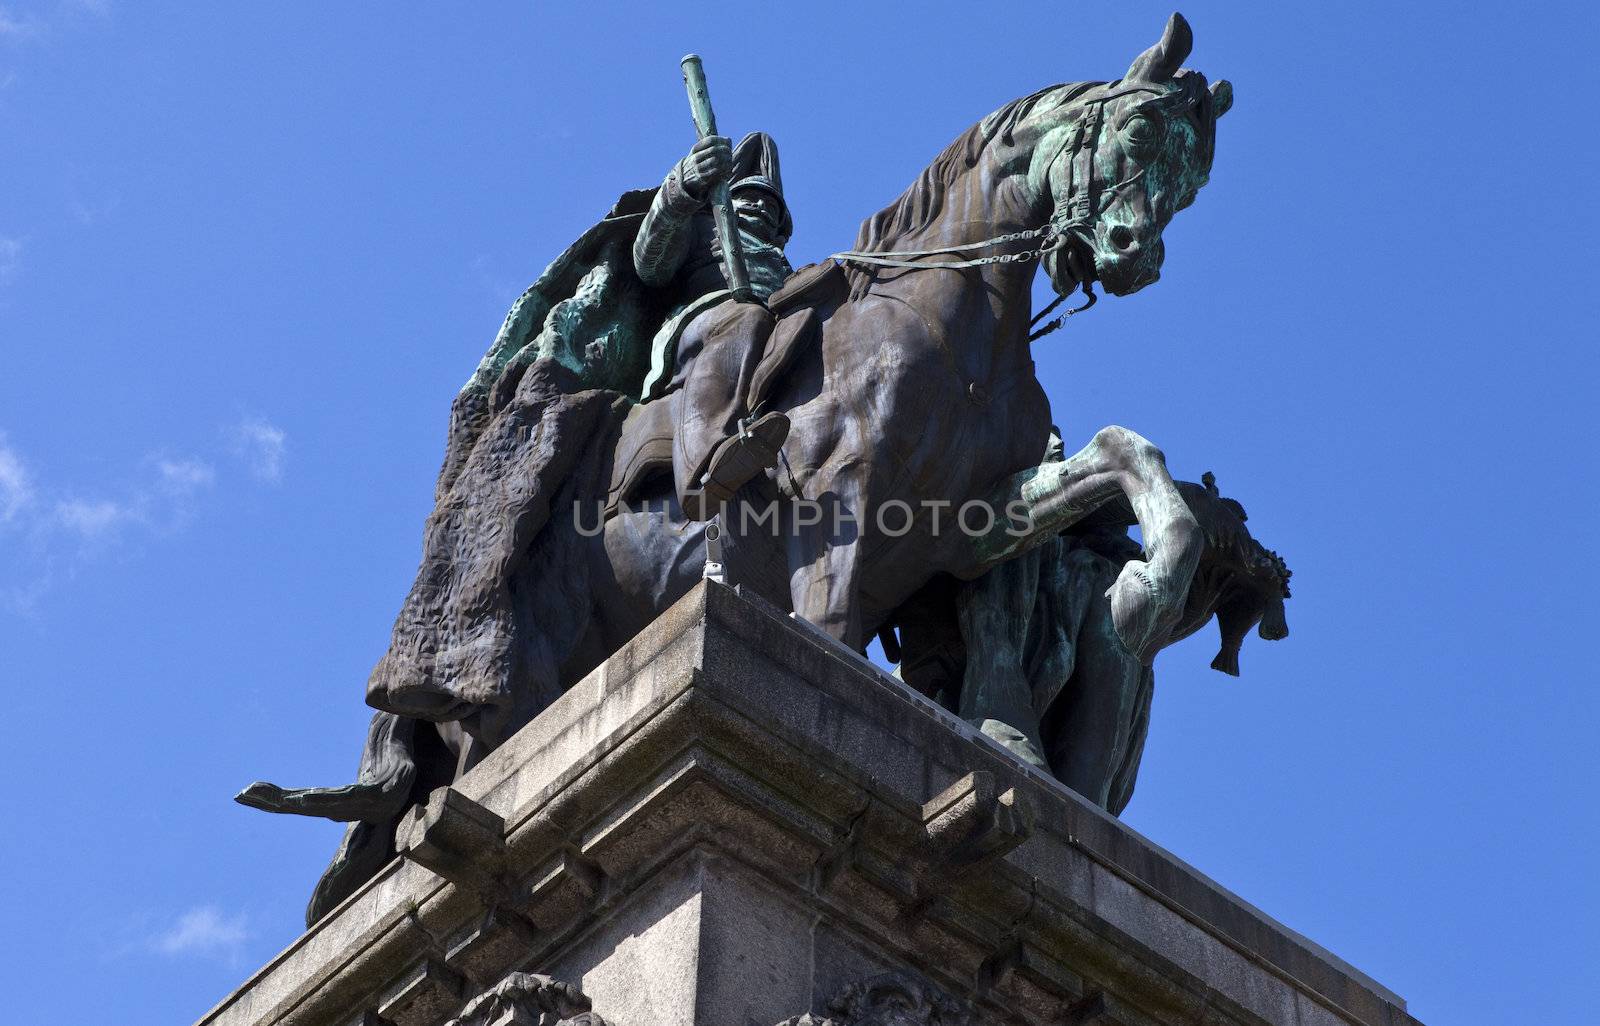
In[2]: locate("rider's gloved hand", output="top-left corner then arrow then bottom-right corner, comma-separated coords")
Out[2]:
678,135 -> 732,203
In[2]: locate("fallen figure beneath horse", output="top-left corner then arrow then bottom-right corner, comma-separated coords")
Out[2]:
895,465 -> 1291,814
238,14 -> 1270,926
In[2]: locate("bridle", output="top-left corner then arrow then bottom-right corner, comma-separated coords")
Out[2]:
827,83 -> 1174,340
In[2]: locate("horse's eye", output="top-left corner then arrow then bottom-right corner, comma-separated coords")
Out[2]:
1120,114 -> 1161,158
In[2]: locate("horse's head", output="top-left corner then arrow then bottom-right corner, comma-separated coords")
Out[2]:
1038,13 -> 1232,297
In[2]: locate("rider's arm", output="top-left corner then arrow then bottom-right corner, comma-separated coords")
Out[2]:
634,135 -> 731,287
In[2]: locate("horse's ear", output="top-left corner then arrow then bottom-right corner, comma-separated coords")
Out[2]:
1210,79 -> 1233,118
1125,11 -> 1193,82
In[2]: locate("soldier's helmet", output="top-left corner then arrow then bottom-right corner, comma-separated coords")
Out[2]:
729,132 -> 793,242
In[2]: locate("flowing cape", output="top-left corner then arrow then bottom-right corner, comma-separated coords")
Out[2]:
436,188 -> 667,498
295,194 -> 832,924
366,189 -> 690,727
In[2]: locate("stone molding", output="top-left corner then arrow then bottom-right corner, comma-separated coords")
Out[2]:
196,582 -> 1418,1026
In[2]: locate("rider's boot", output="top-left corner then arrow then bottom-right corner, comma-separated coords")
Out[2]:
682,410 -> 789,521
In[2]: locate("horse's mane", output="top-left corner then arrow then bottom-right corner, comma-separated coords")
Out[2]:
851,81 -> 1102,256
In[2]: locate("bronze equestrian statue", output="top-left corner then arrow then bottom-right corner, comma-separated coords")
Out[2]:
239,14 -> 1275,927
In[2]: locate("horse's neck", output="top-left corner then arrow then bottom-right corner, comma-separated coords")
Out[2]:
866,156 -> 1044,348
907,181 -> 1034,251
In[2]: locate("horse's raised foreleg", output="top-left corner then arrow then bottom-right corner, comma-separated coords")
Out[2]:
969,425 -> 1201,664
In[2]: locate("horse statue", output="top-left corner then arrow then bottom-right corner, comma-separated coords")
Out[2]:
240,13 -> 1238,925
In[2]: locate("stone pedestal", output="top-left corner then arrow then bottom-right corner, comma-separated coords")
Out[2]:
197,582 -> 1419,1026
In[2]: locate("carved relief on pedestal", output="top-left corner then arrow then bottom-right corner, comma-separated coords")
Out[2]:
443,974 -> 610,1026
777,972 -> 971,1026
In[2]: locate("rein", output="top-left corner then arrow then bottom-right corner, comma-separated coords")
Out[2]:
827,84 -> 1164,337
827,222 -> 1069,271
1027,285 -> 1097,342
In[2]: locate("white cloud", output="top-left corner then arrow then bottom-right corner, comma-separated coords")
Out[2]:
66,183 -> 120,226
0,432 -> 34,522
54,496 -> 132,539
0,573 -> 50,616
155,905 -> 249,956
0,10 -> 34,37
0,6 -> 45,39
1,1 -> 106,38
150,456 -> 215,528
157,457 -> 214,494
0,236 -> 21,281
233,417 -> 287,483
41,457 -> 214,541
0,426 -> 266,612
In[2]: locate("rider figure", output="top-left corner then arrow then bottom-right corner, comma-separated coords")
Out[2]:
633,131 -> 794,519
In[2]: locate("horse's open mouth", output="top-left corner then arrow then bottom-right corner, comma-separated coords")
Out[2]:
1064,231 -> 1099,285
1046,231 -> 1098,296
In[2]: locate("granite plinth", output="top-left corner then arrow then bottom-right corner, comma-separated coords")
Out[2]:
197,581 -> 1418,1026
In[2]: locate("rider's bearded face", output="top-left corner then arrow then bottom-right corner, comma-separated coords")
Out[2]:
731,188 -> 786,245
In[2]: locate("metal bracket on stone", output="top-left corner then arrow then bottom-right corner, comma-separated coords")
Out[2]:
397,786 -> 510,902
703,517 -> 727,583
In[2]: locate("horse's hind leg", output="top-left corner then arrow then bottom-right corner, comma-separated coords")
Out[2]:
784,471 -> 866,650
972,425 -> 1201,664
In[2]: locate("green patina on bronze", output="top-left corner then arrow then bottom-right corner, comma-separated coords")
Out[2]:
943,461 -> 1291,810
238,15 -> 1277,924
463,193 -> 659,402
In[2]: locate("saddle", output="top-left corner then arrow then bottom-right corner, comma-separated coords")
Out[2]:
606,260 -> 847,515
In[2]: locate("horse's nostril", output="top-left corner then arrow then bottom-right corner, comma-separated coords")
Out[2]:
1108,225 -> 1136,252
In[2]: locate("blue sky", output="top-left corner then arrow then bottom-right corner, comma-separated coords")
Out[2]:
1,3 -> 1595,1023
